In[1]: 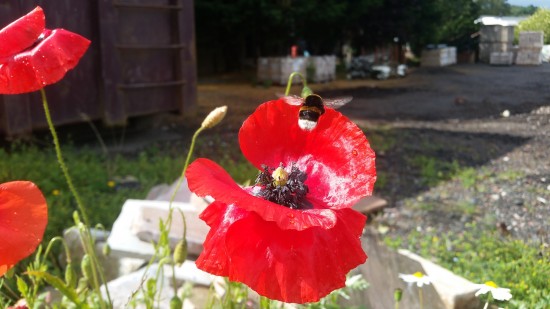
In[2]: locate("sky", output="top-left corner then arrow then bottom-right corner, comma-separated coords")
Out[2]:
508,0 -> 550,7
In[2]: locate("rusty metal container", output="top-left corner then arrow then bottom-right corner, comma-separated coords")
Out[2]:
0,0 -> 197,138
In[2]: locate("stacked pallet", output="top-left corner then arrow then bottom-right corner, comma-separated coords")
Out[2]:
516,31 -> 544,65
479,25 -> 514,64
308,56 -> 336,83
421,47 -> 457,67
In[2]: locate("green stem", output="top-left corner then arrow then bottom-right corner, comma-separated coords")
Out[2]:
42,236 -> 71,264
40,89 -> 112,308
40,89 -> 90,226
168,127 -> 205,207
284,72 -> 307,96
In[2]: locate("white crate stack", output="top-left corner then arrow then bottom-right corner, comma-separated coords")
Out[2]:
309,56 -> 336,83
421,47 -> 457,67
516,31 -> 544,65
479,25 -> 514,65
257,56 -> 335,85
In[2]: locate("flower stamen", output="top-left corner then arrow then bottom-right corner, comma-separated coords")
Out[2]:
255,163 -> 309,209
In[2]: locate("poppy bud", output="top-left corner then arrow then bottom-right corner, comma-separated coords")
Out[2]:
301,86 -> 313,98
170,296 -> 183,309
76,277 -> 89,294
173,239 -> 188,265
65,263 -> 77,288
102,243 -> 111,257
201,106 -> 227,129
80,254 -> 93,282
146,278 -> 157,293
72,211 -> 81,224
394,288 -> 403,302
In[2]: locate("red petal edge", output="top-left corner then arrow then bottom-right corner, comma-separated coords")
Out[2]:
0,6 -> 45,58
0,28 -> 90,94
196,203 -> 367,303
0,181 -> 48,276
186,158 -> 337,231
239,99 -> 376,209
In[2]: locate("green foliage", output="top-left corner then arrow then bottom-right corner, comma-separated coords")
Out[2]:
477,0 -> 511,15
517,8 -> 550,44
408,155 -> 461,187
510,5 -> 538,16
0,143 -> 183,241
385,223 -> 550,308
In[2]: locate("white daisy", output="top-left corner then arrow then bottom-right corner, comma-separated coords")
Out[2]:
399,272 -> 431,287
475,281 -> 512,301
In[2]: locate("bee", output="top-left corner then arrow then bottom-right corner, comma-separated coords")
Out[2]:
282,94 -> 352,130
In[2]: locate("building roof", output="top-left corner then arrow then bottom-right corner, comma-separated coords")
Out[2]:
474,15 -> 529,26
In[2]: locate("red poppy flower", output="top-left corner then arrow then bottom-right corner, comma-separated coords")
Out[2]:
0,181 -> 48,277
0,6 -> 90,94
186,99 -> 376,303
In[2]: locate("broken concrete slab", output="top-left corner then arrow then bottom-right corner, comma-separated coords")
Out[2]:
102,261 -> 212,309
398,249 -> 480,309
341,229 -> 480,309
107,199 -> 208,260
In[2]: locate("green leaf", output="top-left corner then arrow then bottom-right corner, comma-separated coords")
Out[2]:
26,271 -> 88,309
16,276 -> 29,296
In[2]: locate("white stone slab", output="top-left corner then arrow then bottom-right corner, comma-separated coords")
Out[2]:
107,199 -> 208,260
102,262 -> 213,309
398,249 -> 480,309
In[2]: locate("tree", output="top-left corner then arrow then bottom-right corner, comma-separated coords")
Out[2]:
476,0 -> 511,16
510,5 -> 537,16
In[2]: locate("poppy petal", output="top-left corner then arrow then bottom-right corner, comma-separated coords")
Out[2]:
0,181 -> 48,273
0,264 -> 12,277
239,99 -> 376,209
195,202 -> 244,275
186,158 -> 337,230
196,204 -> 367,303
0,29 -> 90,94
0,6 -> 45,58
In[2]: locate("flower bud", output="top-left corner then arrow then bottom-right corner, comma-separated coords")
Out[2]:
301,86 -> 313,98
173,239 -> 188,266
201,106 -> 227,129
394,288 -> 403,302
72,211 -> 81,225
102,243 -> 111,257
76,277 -> 89,294
80,254 -> 93,282
65,263 -> 77,288
170,296 -> 183,309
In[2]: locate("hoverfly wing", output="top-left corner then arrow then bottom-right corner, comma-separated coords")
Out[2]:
323,96 -> 353,109
281,95 -> 305,106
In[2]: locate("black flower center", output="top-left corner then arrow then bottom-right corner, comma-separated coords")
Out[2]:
254,163 -> 310,209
